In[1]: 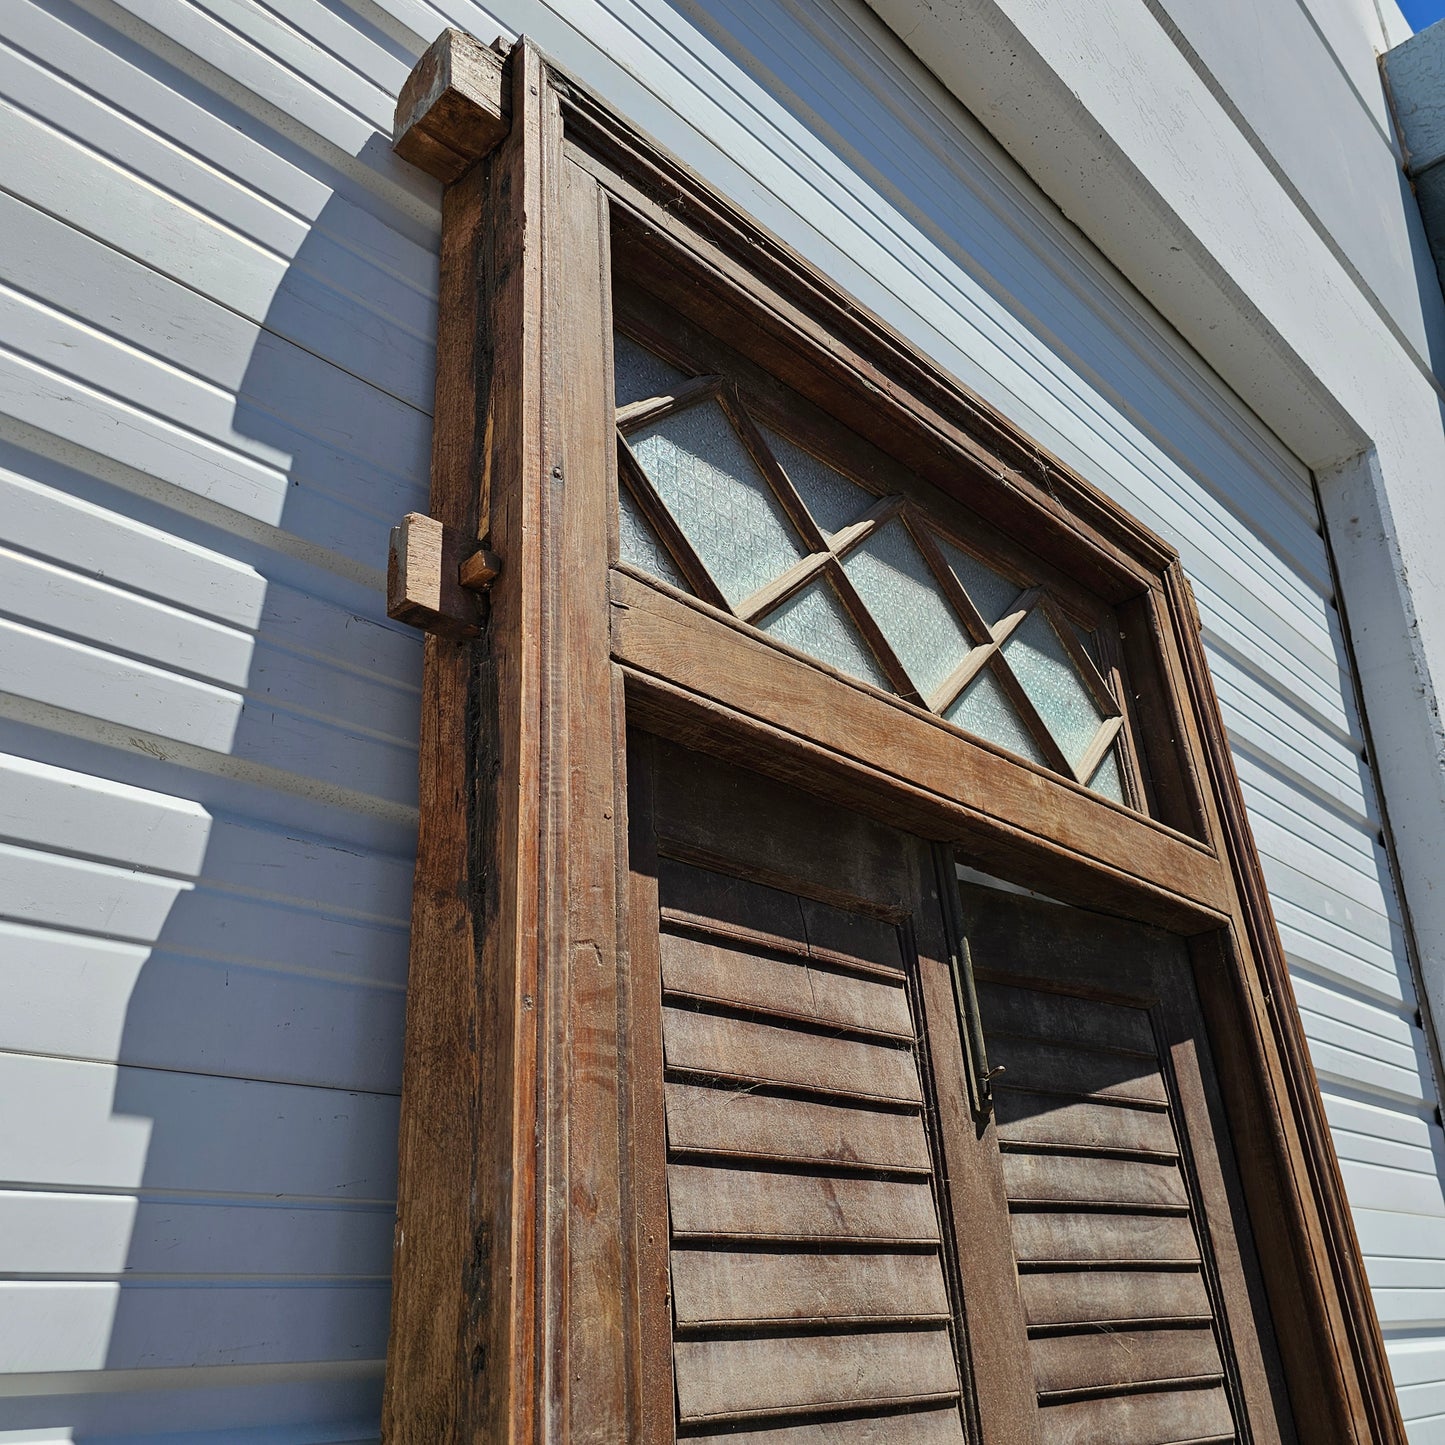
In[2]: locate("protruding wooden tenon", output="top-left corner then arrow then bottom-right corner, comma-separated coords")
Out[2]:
387,511 -> 500,639
394,28 -> 510,182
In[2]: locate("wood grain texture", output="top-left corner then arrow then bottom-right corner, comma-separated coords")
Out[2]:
380,28 -> 1403,1443
685,1410 -> 966,1444
1037,1384 -> 1235,1445
386,512 -> 481,639
673,1327 -> 961,1424
663,1082 -> 931,1171
380,150 -> 490,1445
660,931 -> 914,1038
670,1248 -> 951,1327
394,29 -> 509,182
969,884 -> 1289,1444
612,573 -> 1230,925
1020,1270 -> 1214,1329
1030,1326 -> 1224,1397
667,1165 -> 941,1244
661,1007 -> 923,1103
383,42 -> 633,1443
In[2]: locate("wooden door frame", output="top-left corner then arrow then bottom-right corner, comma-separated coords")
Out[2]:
380,31 -> 1404,1443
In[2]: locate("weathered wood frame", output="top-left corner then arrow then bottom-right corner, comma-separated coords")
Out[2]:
382,30 -> 1406,1444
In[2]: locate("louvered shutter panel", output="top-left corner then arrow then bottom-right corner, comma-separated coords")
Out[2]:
964,884 -> 1292,1445
657,860 -> 969,1441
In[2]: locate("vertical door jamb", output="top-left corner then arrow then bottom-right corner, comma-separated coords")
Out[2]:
382,36 -> 632,1443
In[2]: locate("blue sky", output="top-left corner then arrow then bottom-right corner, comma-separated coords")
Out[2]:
1399,0 -> 1445,31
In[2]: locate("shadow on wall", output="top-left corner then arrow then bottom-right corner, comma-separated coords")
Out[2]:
0,125 -> 434,1437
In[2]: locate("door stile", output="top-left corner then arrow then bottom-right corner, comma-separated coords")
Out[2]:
548,154 -> 635,1442
382,40 -> 633,1444
379,152 -> 492,1443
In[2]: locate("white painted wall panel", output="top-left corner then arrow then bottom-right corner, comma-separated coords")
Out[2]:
0,0 -> 1437,1438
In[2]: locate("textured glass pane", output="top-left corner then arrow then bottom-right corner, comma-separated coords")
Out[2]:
936,537 -> 1023,626
630,401 -> 806,607
758,578 -> 890,690
617,483 -> 687,590
758,423 -> 873,537
614,333 -> 688,408
1002,608 -> 1104,771
944,667 -> 1046,766
840,519 -> 973,699
1089,747 -> 1127,804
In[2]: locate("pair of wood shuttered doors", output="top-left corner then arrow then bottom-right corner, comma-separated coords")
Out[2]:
631,736 -> 1292,1445
380,33 -> 1402,1445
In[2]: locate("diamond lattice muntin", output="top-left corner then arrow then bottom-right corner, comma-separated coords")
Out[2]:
613,332 -> 1132,806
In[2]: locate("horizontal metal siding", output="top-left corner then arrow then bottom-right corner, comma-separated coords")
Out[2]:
0,0 -> 1437,1438
0,0 -> 431,1434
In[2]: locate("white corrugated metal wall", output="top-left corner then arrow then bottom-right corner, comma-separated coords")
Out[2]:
0,0 -> 1438,1440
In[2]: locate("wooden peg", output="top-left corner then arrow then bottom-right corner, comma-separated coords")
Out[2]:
387,512 -> 498,640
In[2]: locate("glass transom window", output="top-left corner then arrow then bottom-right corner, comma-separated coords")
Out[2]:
612,331 -> 1134,806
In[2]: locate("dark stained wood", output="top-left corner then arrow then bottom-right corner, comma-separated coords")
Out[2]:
687,1410 -> 967,1444
965,882 -> 1293,1445
621,736 -> 677,1443
985,1036 -> 1169,1105
662,1007 -> 923,1103
1037,1384 -> 1236,1445
979,980 -> 1158,1055
549,134 -> 634,1445
995,1095 -> 1179,1158
386,29 -> 1406,1445
1010,1212 -> 1201,1267
633,743 -> 1028,1441
660,932 -> 915,1038
612,572 -> 1231,923
384,39 -> 634,1445
393,29 -> 509,182
380,138 -> 489,1445
908,883 -> 1042,1445
1001,1153 -> 1189,1210
673,1328 -> 961,1424
663,1082 -> 932,1172
670,1248 -> 952,1328
1020,1270 -> 1214,1330
666,1164 -> 942,1244
1030,1326 -> 1224,1397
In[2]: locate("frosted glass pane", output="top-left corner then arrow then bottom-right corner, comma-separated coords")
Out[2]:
631,401 -> 805,607
944,667 -> 1046,765
936,537 -> 1023,626
758,423 -> 873,537
617,483 -> 686,590
1089,747 -> 1126,804
841,520 -> 973,699
758,579 -> 890,690
614,333 -> 688,408
1002,609 -> 1104,771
